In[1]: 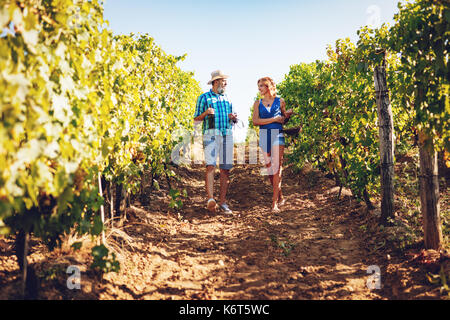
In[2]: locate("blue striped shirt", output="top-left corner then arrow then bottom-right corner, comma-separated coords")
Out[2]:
194,90 -> 233,136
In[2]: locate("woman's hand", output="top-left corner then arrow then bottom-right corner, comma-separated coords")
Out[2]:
285,109 -> 294,118
274,115 -> 285,124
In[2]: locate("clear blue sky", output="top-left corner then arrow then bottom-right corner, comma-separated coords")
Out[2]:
103,0 -> 399,142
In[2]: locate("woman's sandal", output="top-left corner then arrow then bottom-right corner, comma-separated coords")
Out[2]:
271,206 -> 281,214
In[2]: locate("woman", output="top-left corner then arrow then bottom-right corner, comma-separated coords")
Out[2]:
252,77 -> 293,213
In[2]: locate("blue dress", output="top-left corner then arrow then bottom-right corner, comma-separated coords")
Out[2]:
259,97 -> 286,154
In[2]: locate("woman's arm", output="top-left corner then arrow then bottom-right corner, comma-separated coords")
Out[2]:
280,98 -> 293,118
252,100 -> 284,126
253,101 -> 284,126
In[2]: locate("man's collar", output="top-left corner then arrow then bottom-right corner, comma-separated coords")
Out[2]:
210,89 -> 224,96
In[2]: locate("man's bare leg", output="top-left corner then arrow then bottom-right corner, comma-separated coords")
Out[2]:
219,169 -> 230,206
206,165 -> 216,211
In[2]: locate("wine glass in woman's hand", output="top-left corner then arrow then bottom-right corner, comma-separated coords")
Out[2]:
285,109 -> 294,118
274,115 -> 285,124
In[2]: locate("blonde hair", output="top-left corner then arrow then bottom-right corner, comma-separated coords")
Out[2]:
258,77 -> 277,98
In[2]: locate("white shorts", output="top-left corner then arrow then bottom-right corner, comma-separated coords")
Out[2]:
203,133 -> 234,170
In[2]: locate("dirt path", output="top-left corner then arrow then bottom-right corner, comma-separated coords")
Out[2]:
93,163 -> 401,300
0,160 -> 446,300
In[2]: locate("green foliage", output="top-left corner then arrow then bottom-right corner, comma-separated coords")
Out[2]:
427,265 -> 450,297
169,188 -> 187,210
91,244 -> 120,274
246,93 -> 261,141
278,45 -> 382,200
270,234 -> 296,257
71,241 -> 82,251
38,264 -> 66,282
0,0 -> 201,272
389,0 -> 449,151
278,0 -> 448,203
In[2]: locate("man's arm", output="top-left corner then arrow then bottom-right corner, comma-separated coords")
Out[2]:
227,101 -> 238,122
194,111 -> 211,122
194,95 -> 213,122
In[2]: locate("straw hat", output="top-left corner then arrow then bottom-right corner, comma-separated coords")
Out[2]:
207,70 -> 229,85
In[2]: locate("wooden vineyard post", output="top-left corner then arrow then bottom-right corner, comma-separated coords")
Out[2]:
418,131 -> 442,249
374,65 -> 395,224
98,172 -> 106,244
16,229 -> 29,298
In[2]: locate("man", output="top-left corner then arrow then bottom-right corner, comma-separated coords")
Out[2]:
194,70 -> 238,214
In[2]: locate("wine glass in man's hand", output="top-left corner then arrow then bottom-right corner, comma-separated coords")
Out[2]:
228,113 -> 238,124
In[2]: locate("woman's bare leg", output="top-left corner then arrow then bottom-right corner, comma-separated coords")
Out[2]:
262,152 -> 273,184
271,145 -> 285,211
277,146 -> 285,204
269,146 -> 279,211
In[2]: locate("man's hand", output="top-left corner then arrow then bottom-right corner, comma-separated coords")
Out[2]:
194,107 -> 215,122
228,113 -> 238,123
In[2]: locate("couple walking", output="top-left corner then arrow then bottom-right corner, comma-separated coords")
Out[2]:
193,70 -> 293,214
